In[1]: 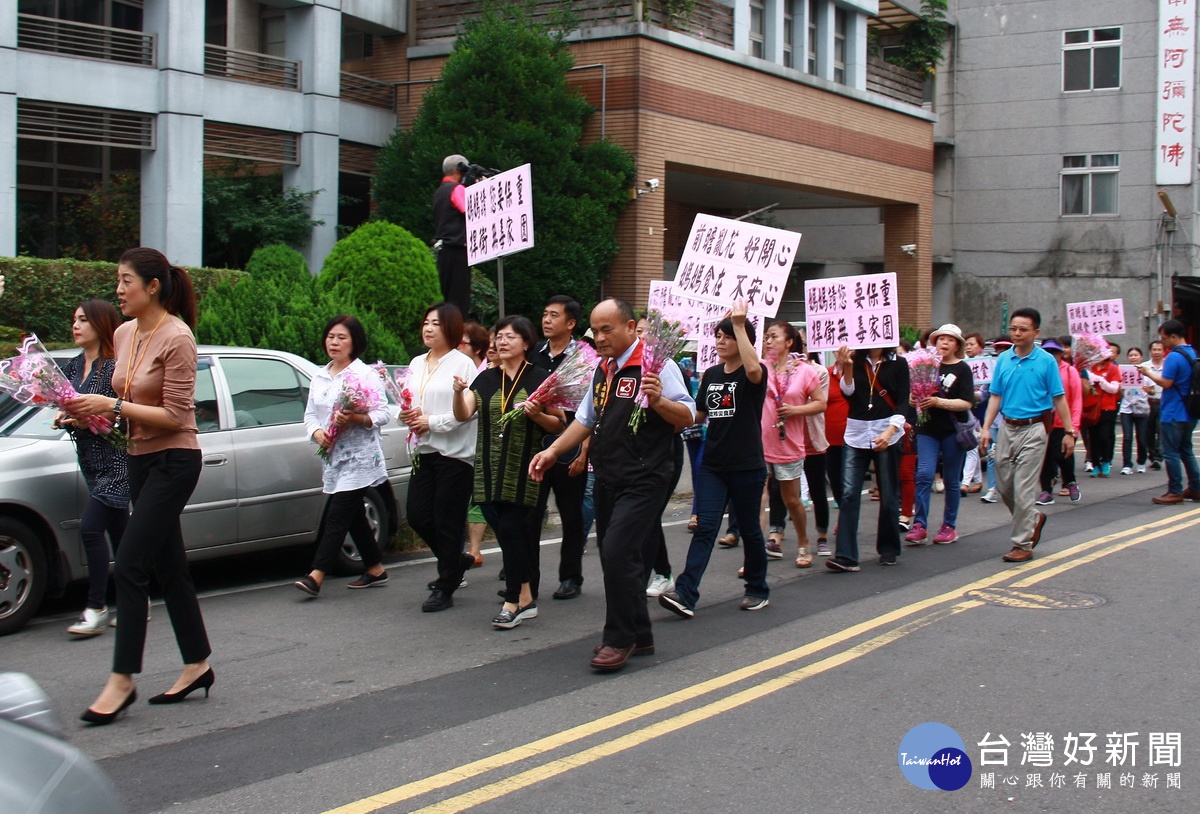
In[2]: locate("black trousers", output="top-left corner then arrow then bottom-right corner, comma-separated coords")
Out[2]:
534,456 -> 588,585
594,474 -> 671,649
312,486 -> 384,575
437,244 -> 470,317
649,435 -> 684,578
825,445 -> 846,507
481,503 -> 541,604
1041,427 -> 1077,492
407,453 -> 474,593
1147,400 -> 1163,462
81,496 -> 127,609
766,453 -> 830,535
114,449 -> 209,675
1092,409 -> 1118,466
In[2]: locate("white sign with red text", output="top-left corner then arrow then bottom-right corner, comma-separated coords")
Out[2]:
1066,298 -> 1125,336
465,164 -> 535,266
671,214 -> 800,319
1157,0 -> 1196,185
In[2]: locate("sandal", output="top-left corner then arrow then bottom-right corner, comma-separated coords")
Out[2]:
795,547 -> 813,568
767,530 -> 784,546
687,514 -> 698,532
718,533 -> 740,548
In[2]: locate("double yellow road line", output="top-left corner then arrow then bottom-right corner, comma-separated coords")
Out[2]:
328,508 -> 1200,814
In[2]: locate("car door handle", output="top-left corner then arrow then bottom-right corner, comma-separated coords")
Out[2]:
203,455 -> 228,466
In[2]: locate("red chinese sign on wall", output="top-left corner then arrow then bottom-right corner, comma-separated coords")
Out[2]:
1157,0 -> 1196,185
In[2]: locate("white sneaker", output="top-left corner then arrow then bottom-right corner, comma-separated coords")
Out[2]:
1121,466 -> 1133,475
1136,464 -> 1146,474
458,576 -> 469,589
1085,461 -> 1093,472
68,607 -> 108,636
980,489 -> 1000,504
646,573 -> 675,597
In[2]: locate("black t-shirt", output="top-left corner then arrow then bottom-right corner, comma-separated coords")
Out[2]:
697,363 -> 767,471
917,360 -> 975,439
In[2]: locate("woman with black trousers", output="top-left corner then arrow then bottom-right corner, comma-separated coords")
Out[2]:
296,315 -> 392,598
66,247 -> 213,724
826,344 -> 911,571
57,299 -> 129,637
403,302 -> 479,613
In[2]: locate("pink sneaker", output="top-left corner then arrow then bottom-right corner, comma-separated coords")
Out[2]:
933,523 -> 958,545
903,522 -> 928,544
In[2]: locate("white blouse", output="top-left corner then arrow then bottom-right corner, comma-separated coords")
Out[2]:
406,348 -> 479,464
303,357 -> 392,494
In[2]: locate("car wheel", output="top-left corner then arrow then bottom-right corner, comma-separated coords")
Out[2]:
332,488 -> 388,576
0,518 -> 48,637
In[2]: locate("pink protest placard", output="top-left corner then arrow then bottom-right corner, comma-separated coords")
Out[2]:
465,164 -> 535,266
1118,364 -> 1149,391
804,272 -> 900,352
671,214 -> 801,319
967,356 -> 994,385
694,315 -> 765,373
650,279 -> 729,341
1066,299 -> 1125,336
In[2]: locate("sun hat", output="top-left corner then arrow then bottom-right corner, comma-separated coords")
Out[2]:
928,323 -> 965,346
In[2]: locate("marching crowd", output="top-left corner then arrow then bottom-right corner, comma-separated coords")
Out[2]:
40,246 -> 1200,724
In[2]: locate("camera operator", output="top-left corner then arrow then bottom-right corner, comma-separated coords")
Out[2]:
433,154 -> 471,316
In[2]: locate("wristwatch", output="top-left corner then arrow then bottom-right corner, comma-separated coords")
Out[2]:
113,398 -> 123,419
1064,429 -> 1077,437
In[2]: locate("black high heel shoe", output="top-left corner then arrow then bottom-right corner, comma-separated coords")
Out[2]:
80,688 -> 137,725
148,668 -> 215,705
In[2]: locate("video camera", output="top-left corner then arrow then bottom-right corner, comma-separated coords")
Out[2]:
456,161 -> 502,187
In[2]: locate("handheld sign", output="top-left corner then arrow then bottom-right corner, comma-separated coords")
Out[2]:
1066,299 -> 1125,336
805,272 -> 900,352
967,356 -> 994,386
671,214 -> 800,319
465,163 -> 535,266
1118,364 -> 1149,391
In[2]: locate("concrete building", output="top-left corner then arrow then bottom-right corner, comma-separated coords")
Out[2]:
2,0 -> 401,271
934,0 -> 1200,346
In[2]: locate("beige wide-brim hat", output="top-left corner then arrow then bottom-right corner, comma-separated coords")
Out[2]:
929,323 -> 965,346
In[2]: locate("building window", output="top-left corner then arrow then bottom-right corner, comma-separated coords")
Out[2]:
833,6 -> 847,84
1063,28 -> 1121,92
806,0 -> 818,75
1061,154 -> 1119,216
783,2 -> 794,68
749,0 -> 766,59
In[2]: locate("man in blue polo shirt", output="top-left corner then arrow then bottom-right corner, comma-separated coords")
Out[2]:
979,308 -> 1078,562
1140,318 -> 1199,504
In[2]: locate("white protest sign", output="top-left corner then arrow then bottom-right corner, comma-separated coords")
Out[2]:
694,315 -> 765,373
1157,0 -> 1196,185
1118,364 -> 1150,391
671,214 -> 800,319
649,279 -> 730,341
1066,298 -> 1125,336
967,356 -> 994,385
804,272 -> 900,352
465,163 -> 534,266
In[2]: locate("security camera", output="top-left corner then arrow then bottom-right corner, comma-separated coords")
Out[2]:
645,178 -> 660,191
900,243 -> 917,257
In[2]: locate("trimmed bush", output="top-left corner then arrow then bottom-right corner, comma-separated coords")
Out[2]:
0,256 -> 244,344
317,222 -> 440,355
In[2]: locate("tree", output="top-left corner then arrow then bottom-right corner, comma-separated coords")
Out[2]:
373,1 -> 635,320
203,162 -> 323,269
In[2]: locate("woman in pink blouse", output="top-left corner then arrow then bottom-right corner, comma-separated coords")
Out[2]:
66,247 -> 213,725
760,321 -> 827,568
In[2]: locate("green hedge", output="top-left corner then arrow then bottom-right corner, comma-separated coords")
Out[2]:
0,256 -> 245,345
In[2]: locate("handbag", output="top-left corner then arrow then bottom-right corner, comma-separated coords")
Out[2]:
954,410 -> 981,451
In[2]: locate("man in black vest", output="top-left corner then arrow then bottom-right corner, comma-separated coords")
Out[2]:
530,298 -> 695,672
433,154 -> 470,315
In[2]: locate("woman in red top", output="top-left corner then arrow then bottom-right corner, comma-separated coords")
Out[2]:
1086,342 -> 1123,477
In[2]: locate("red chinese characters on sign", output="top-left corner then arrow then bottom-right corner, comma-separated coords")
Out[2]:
1157,0 -> 1196,184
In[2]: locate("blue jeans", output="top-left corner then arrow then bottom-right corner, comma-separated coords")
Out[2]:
1160,420 -> 1200,494
1120,412 -> 1149,468
835,444 -> 901,565
914,433 -> 965,529
675,466 -> 769,607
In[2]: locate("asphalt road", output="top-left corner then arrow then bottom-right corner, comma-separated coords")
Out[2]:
6,460 -> 1199,814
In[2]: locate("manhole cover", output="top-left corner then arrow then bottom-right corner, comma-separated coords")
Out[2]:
965,587 -> 1106,610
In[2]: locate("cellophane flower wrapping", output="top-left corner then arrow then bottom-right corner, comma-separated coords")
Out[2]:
906,347 -> 943,425
316,372 -> 383,463
0,333 -> 128,449
496,342 -> 600,428
372,362 -> 418,456
768,350 -> 804,439
1071,332 -> 1111,373
629,310 -> 688,434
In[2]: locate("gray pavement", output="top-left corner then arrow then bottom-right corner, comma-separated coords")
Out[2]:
5,451 -> 1200,814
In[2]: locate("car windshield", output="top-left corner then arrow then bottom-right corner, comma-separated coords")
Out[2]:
2,402 -> 66,439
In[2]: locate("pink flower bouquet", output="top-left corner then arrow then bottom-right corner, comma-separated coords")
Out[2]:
0,333 -> 128,448
630,310 -> 688,434
317,372 -> 382,463
496,342 -> 599,428
372,362 -> 418,454
1071,332 -> 1110,373
906,347 -> 943,424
